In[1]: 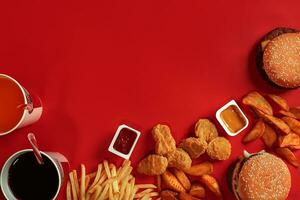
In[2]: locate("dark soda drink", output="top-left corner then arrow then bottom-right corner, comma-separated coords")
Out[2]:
8,152 -> 59,200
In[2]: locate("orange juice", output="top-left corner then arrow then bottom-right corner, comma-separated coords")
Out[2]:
0,76 -> 25,133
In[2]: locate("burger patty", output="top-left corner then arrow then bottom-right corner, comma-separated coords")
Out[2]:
256,27 -> 299,88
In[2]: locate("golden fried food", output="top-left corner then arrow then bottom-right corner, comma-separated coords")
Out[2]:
282,117 -> 300,135
167,148 -> 192,171
207,137 -> 231,160
243,119 -> 265,143
190,182 -> 205,198
200,174 -> 222,199
276,147 -> 299,168
184,162 -> 213,177
256,109 -> 291,134
137,154 -> 168,176
278,133 -> 300,148
162,170 -> 186,193
290,107 -> 300,120
161,190 -> 178,200
179,137 -> 207,159
152,124 -> 177,156
261,123 -> 277,148
242,91 -> 273,115
172,169 -> 191,191
268,94 -> 289,111
179,192 -> 201,200
195,119 -> 218,142
279,110 -> 298,119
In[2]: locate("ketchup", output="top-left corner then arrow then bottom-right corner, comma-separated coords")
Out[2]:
113,128 -> 137,155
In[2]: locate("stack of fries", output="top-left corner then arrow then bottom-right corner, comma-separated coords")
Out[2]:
66,160 -> 159,200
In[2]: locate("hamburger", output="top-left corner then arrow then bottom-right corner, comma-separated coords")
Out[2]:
256,27 -> 300,89
228,151 -> 291,200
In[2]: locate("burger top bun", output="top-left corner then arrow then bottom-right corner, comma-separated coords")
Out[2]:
237,153 -> 291,200
263,33 -> 300,88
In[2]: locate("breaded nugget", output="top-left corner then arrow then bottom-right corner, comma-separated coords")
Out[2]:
207,137 -> 231,160
179,137 -> 207,159
167,148 -> 192,171
195,119 -> 218,143
137,154 -> 168,176
152,124 -> 176,156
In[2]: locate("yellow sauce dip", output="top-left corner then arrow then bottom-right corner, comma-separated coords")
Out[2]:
220,105 -> 246,133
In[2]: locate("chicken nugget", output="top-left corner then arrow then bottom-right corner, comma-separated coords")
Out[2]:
242,91 -> 273,115
152,124 -> 176,156
167,148 -> 192,171
195,119 -> 218,143
207,137 -> 231,160
137,154 -> 168,176
179,137 -> 207,159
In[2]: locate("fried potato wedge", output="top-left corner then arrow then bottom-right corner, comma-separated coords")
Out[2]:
184,162 -> 213,177
276,147 -> 299,168
278,133 -> 300,148
172,169 -> 191,191
261,123 -> 277,148
256,110 -> 291,134
242,91 -> 273,115
267,94 -> 289,111
282,117 -> 300,135
200,175 -> 222,199
160,190 -> 178,200
290,107 -> 300,120
279,110 -> 298,119
179,192 -> 202,200
289,145 -> 300,150
243,120 -> 265,143
162,170 -> 186,193
190,182 -> 205,198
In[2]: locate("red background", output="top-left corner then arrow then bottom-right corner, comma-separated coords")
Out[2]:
0,0 -> 300,199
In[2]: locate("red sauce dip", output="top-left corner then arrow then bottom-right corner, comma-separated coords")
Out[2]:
113,128 -> 137,155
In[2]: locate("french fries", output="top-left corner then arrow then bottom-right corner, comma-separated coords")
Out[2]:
276,147 -> 299,168
184,162 -> 213,176
243,120 -> 265,143
67,160 -> 158,200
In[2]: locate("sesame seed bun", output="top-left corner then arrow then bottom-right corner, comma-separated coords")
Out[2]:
256,27 -> 300,89
230,152 -> 291,200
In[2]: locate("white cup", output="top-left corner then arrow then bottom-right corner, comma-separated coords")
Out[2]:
1,149 -> 69,200
0,74 -> 43,136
